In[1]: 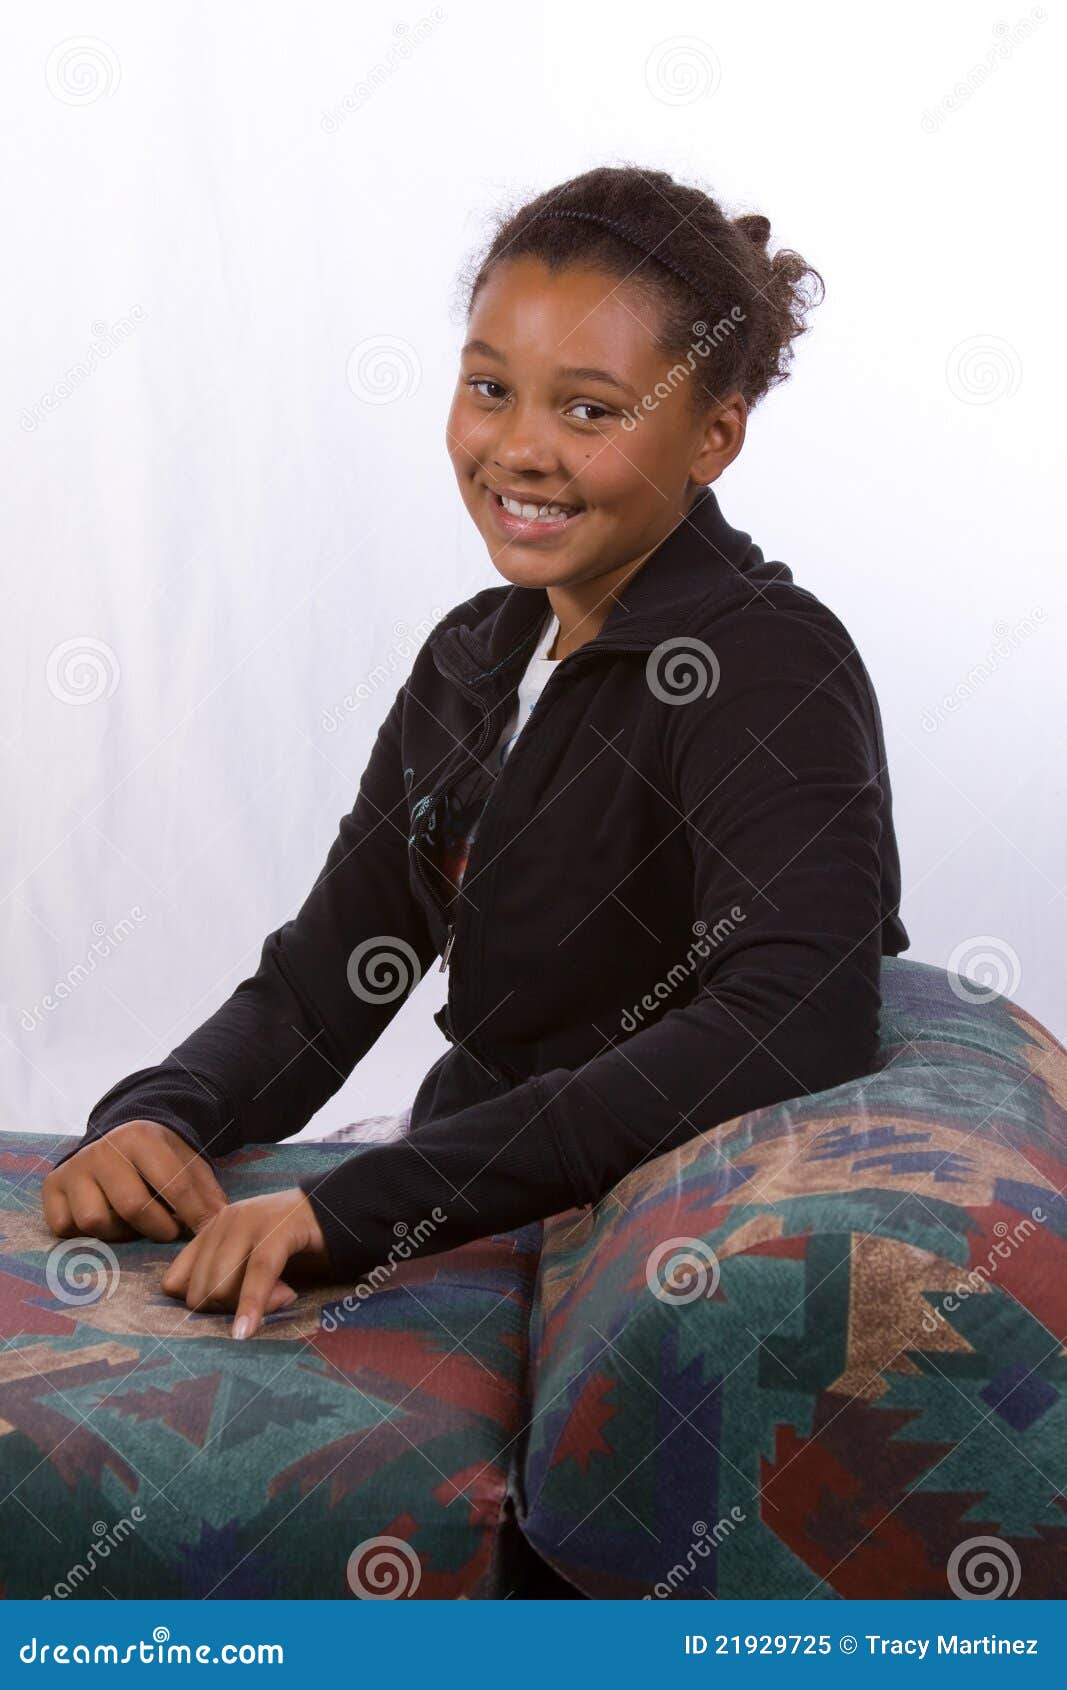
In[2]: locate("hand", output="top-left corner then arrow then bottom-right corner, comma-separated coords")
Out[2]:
159,1187 -> 333,1339
42,1120 -> 227,1244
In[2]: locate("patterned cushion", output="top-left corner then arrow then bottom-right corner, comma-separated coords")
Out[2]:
0,1137 -> 539,1599
518,957 -> 1067,1599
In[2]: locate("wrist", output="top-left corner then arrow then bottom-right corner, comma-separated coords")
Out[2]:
295,1188 -> 328,1255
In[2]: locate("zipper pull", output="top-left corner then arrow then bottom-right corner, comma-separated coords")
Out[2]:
439,922 -> 455,972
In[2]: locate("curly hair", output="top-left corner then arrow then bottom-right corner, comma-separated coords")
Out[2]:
457,165 -> 825,412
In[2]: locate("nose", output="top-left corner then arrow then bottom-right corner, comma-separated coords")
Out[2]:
489,403 -> 559,477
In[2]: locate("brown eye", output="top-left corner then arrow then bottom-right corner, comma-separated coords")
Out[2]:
468,379 -> 507,401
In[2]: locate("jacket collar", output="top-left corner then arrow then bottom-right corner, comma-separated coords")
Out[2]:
430,483 -> 789,688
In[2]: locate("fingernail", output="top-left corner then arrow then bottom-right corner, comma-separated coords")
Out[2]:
232,1315 -> 252,1340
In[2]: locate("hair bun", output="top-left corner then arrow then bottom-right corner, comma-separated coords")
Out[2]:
735,213 -> 771,249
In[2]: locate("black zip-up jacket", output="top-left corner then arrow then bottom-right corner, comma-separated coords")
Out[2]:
55,485 -> 909,1279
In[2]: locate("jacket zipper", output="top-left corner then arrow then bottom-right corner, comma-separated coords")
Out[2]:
438,923 -> 455,972
407,665 -> 512,963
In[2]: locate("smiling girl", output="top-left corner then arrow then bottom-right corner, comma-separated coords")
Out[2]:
43,165 -> 908,1336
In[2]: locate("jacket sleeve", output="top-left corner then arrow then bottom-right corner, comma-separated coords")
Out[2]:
298,614 -> 897,1280
53,679 -> 438,1172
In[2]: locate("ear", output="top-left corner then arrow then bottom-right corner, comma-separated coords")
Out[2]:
689,392 -> 747,487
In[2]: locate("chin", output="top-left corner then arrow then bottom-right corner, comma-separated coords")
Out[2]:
484,547 -> 560,587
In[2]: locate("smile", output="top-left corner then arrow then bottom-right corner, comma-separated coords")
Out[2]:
484,485 -> 586,539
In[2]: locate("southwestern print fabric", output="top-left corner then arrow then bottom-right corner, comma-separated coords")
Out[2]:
2,957 -> 1065,1599
519,957 -> 1067,1599
0,1136 -> 540,1599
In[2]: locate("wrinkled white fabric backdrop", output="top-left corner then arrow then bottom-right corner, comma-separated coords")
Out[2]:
4,0 -> 1063,1142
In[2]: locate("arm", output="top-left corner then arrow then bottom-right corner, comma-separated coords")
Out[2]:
296,614 -> 894,1279
53,677 -> 437,1173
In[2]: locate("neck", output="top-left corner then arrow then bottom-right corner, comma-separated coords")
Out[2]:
546,544 -> 660,659
545,488 -> 705,659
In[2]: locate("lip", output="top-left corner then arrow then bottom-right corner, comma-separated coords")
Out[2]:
482,484 -> 587,542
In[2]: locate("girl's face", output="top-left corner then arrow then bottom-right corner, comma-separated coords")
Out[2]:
446,255 -> 745,591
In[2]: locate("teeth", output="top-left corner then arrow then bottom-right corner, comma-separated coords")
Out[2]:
498,494 -> 577,521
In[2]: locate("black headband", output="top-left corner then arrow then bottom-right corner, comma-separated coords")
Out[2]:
531,207 -> 707,302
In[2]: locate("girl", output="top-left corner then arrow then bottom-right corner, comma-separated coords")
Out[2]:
42,165 -> 908,1337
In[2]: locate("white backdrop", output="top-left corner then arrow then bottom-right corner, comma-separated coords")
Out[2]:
4,0 -> 1064,1144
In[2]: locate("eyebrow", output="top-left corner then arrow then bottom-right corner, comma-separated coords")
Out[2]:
461,340 -> 640,401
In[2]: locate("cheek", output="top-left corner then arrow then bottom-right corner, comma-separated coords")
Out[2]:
609,425 -> 683,500
446,395 -> 494,470
580,434 -> 659,500
445,395 -> 468,461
